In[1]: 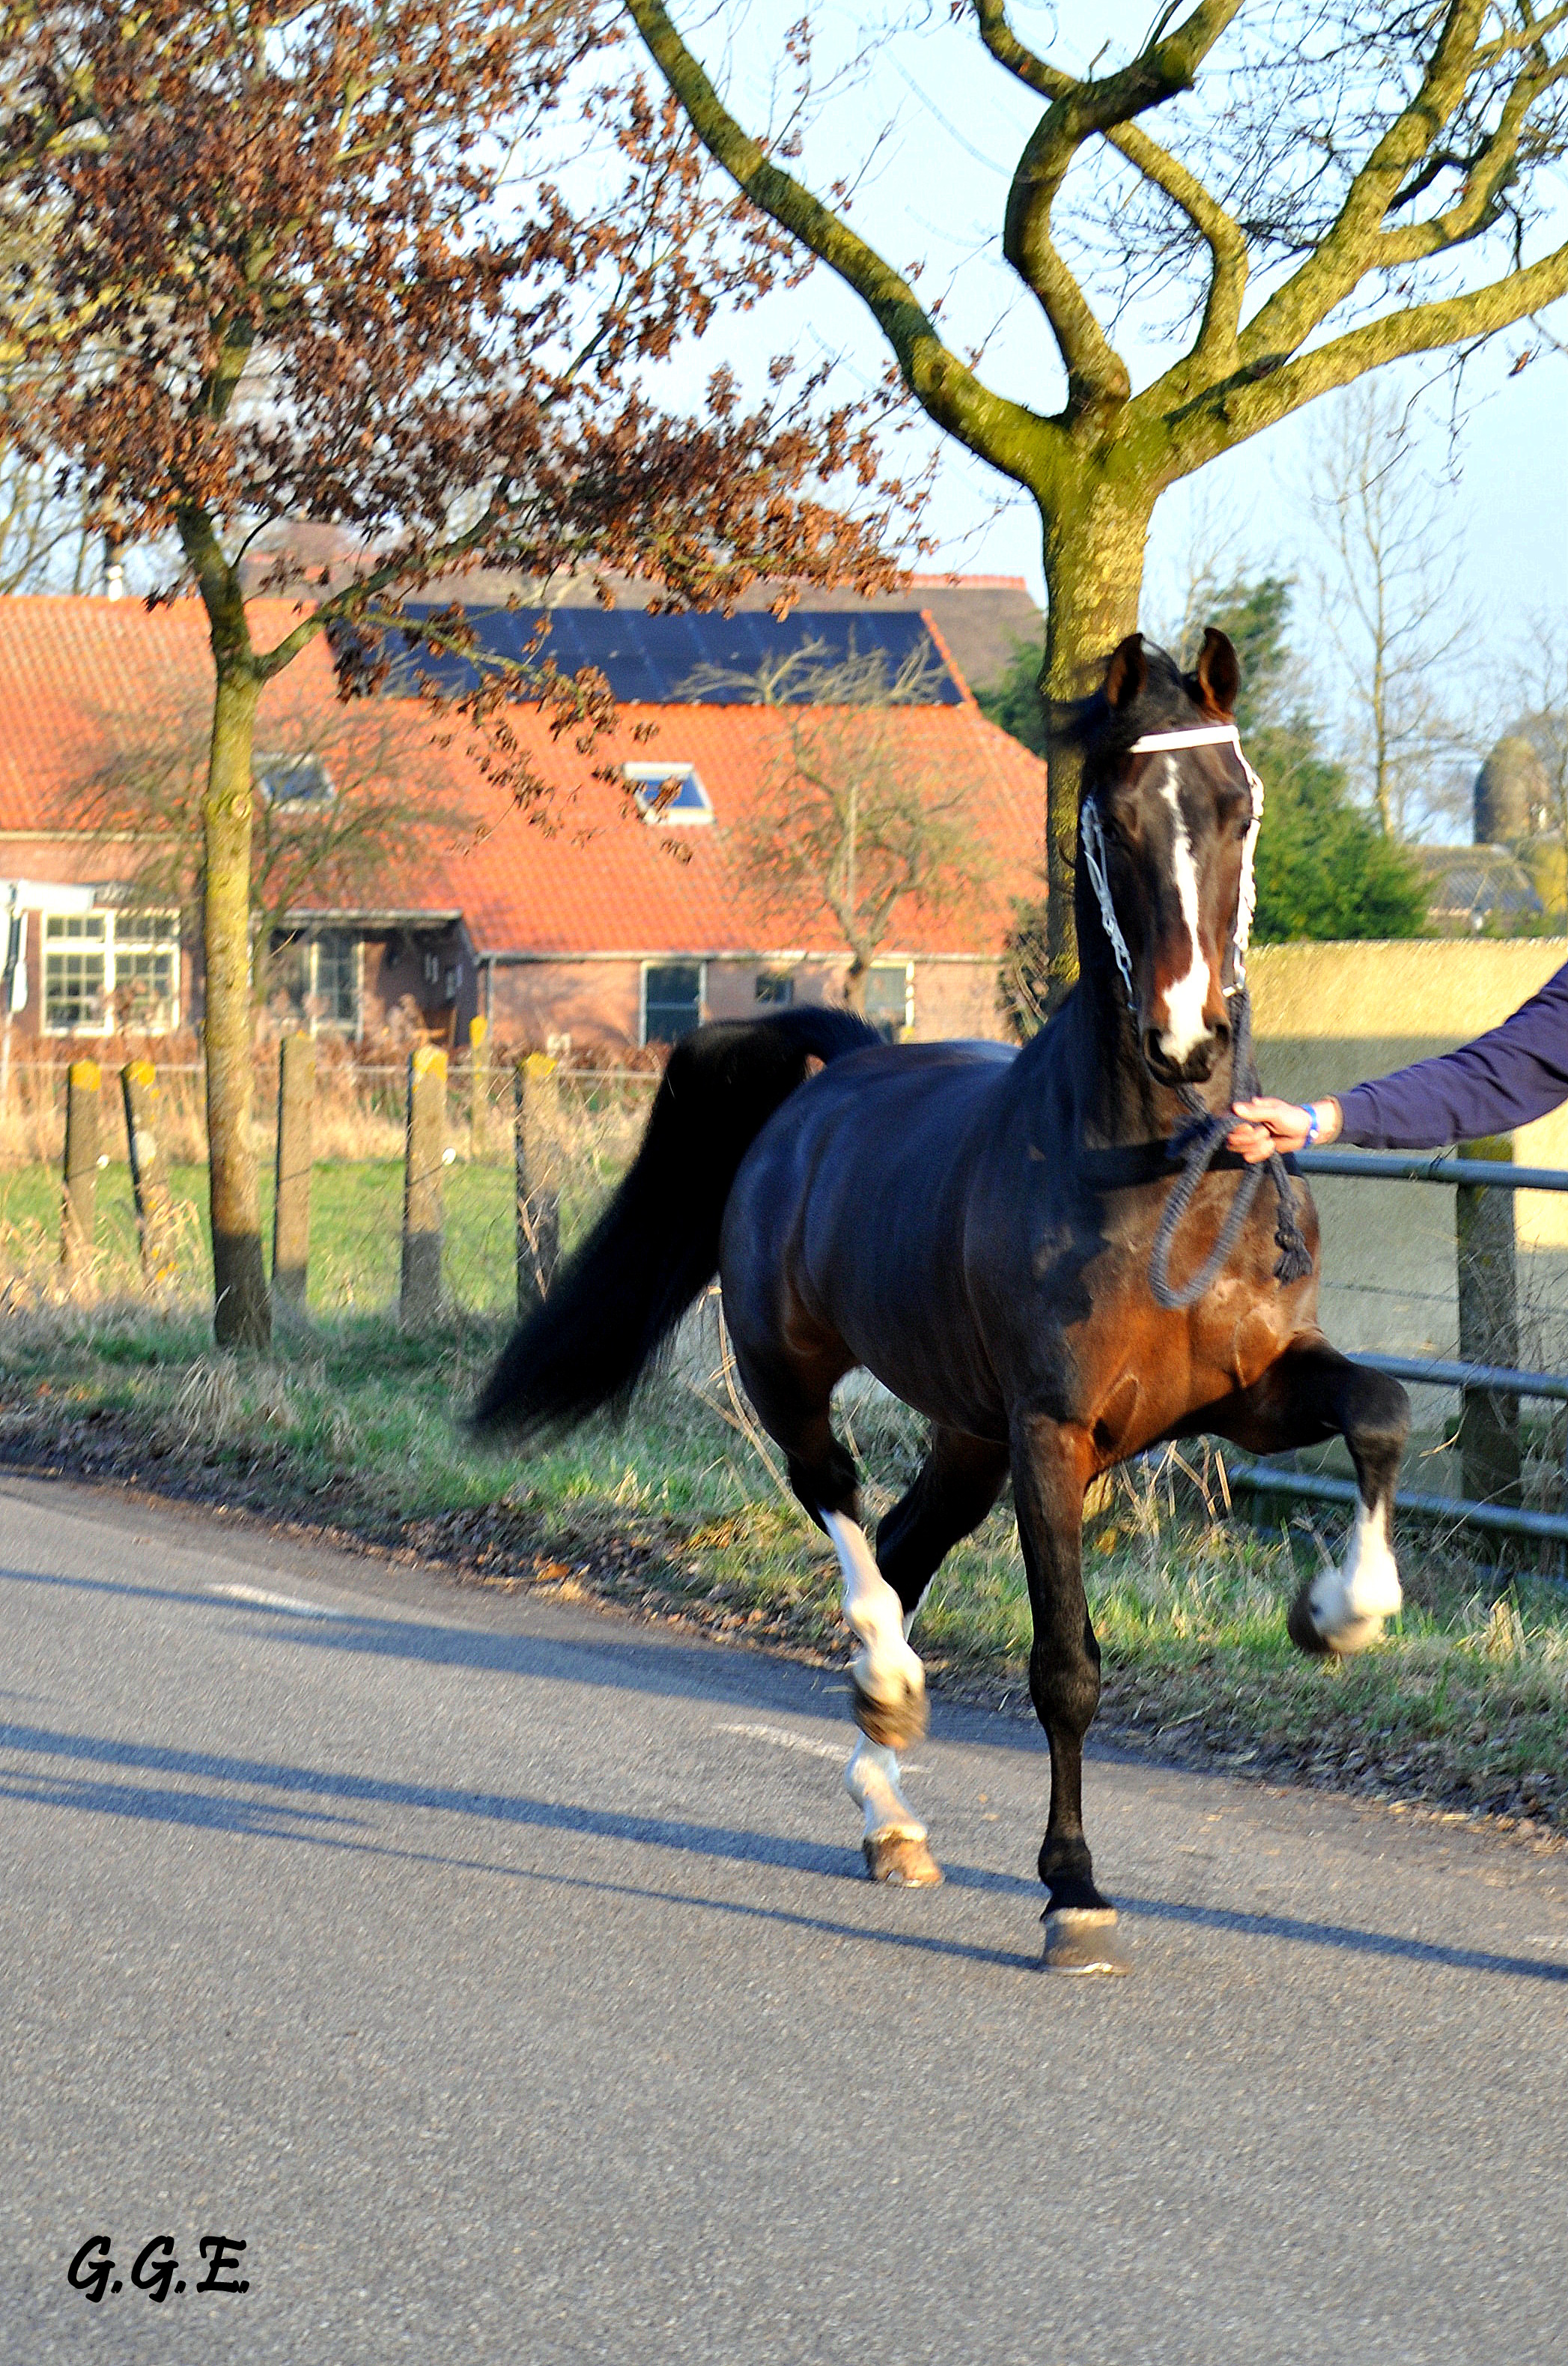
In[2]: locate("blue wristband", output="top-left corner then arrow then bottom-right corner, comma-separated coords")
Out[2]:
1301,1105 -> 1320,1147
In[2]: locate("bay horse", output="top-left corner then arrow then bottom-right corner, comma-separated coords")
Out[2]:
474,628 -> 1410,1976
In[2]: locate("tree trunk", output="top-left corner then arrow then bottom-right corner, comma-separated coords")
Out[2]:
1039,476 -> 1154,1009
204,663 -> 270,1347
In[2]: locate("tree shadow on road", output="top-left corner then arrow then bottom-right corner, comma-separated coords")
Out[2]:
2,1714 -> 1565,1987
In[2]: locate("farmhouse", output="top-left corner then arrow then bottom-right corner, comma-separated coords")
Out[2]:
0,591 -> 1047,1054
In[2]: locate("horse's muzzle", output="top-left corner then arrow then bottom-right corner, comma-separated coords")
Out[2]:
1142,1018 -> 1230,1087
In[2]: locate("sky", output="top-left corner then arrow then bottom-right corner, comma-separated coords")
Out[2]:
652,0 -> 1568,809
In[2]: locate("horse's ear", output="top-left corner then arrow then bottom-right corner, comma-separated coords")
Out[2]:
1103,634 -> 1146,711
1190,627 -> 1239,718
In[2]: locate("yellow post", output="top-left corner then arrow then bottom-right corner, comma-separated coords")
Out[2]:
61,1058 -> 101,1283
401,1043 -> 448,1326
121,1057 -> 177,1285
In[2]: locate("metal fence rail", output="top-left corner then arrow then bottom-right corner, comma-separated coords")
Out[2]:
1295,1146 -> 1568,1192
1244,1144 -> 1568,1559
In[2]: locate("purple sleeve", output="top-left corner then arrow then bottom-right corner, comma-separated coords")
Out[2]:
1334,960 -> 1568,1150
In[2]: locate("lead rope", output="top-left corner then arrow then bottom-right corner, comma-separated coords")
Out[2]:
1082,722 -> 1313,1313
1148,983 -> 1312,1311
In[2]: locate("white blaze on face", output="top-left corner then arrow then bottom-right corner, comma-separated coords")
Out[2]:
1155,756 -> 1212,1066
1308,1492 -> 1403,1651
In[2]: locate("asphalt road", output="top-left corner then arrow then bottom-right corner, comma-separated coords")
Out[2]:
3,1472 -> 1567,2366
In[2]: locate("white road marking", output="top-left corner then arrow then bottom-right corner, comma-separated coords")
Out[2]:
1156,756 -> 1211,1064
717,1720 -> 925,1772
716,1721 -> 845,1762
207,1583 -> 341,1619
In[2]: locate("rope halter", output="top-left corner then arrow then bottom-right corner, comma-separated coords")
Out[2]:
1081,721 -> 1311,1305
1079,721 -> 1265,1016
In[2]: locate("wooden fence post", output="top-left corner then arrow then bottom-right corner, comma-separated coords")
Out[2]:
1456,1135 -> 1521,1509
401,1043 -> 447,1325
60,1058 -> 100,1282
468,1013 -> 490,1162
514,1052 -> 560,1316
121,1057 -> 177,1284
273,1032 -> 316,1311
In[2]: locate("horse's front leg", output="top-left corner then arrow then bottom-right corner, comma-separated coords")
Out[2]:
1011,1410 -> 1129,1976
1211,1339 -> 1410,1655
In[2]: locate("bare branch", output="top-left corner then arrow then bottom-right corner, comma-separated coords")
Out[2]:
624,0 -> 1058,484
977,0 -> 1245,412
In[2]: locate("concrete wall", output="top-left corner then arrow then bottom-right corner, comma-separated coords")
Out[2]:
1248,940 -> 1568,1364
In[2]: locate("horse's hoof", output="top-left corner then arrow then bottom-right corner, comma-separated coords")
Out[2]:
1287,1577 -> 1385,1657
1041,1906 -> 1131,1976
1287,1578 -> 1336,1657
863,1830 -> 943,1887
851,1673 -> 928,1750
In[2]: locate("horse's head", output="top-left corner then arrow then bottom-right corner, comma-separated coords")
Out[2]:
1078,627 -> 1256,1088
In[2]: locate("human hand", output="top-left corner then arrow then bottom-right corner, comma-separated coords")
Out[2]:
1227,1096 -> 1340,1164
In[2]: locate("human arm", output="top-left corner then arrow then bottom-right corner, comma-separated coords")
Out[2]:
1228,959 -> 1568,1159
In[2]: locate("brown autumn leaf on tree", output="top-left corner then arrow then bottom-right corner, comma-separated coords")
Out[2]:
0,0 -> 918,1344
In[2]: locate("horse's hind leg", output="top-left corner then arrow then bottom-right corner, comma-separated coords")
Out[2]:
1212,1341 -> 1410,1655
838,1428 -> 1012,1887
735,1339 -> 931,1745
875,1424 -> 1012,1621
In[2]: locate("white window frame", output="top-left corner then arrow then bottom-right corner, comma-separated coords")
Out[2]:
624,762 -> 714,827
42,908 -> 181,1036
273,929 -> 364,1039
865,960 -> 914,1040
255,751 -> 335,810
640,958 -> 706,1046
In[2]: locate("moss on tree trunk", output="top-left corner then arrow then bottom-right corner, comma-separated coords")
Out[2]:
1039,474 -> 1153,1006
203,662 -> 270,1349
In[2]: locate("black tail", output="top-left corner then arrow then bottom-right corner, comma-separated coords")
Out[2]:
470,1007 -> 879,1440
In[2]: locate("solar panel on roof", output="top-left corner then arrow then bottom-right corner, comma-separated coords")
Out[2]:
340,604 -> 963,706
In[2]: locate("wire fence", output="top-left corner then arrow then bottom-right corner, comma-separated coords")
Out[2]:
0,1048 -> 659,1319
10,1050 -> 1568,1566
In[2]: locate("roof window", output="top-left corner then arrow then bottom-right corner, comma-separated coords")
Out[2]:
625,762 -> 713,826
256,753 -> 335,809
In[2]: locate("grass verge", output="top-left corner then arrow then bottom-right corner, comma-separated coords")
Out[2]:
1,1299 -> 1565,1847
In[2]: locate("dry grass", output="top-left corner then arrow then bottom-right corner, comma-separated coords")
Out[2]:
0,1060 -> 656,1314
4,1049 -> 1568,1842
4,1287 -> 1566,1839
0,1031 -> 660,1174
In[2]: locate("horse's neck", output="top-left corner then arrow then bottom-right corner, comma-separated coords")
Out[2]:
1066,956 -> 1238,1147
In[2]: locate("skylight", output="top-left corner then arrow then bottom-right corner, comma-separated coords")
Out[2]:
625,762 -> 713,826
256,753 -> 335,809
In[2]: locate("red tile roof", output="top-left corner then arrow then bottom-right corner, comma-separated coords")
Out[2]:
0,595 -> 1047,957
